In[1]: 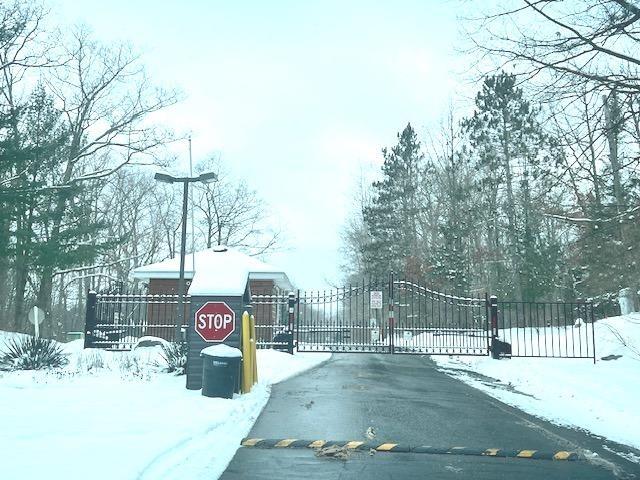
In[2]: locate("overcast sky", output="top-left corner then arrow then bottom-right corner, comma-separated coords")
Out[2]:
52,0 -> 475,289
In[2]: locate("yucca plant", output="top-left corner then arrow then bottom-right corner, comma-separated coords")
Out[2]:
158,342 -> 188,375
0,336 -> 69,371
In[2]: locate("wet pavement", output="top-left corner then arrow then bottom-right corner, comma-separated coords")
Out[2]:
221,354 -> 639,479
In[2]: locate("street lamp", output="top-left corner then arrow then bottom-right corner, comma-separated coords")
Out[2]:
154,170 -> 218,342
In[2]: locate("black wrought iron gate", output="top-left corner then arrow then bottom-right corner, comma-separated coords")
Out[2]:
295,277 -> 489,355
83,277 -> 596,360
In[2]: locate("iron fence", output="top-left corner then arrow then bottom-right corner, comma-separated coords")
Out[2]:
82,280 -> 600,361
250,292 -> 290,350
296,279 -> 391,353
295,278 -> 489,355
496,301 -> 596,360
393,280 -> 488,355
85,291 -> 188,350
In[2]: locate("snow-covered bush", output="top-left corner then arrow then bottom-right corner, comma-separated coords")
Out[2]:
0,336 -> 69,371
158,342 -> 187,375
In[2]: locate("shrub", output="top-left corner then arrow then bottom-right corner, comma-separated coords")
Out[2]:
118,353 -> 145,377
0,336 -> 69,371
117,352 -> 156,380
158,342 -> 187,375
76,351 -> 106,372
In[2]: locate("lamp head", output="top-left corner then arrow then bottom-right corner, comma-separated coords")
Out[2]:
198,171 -> 218,183
154,172 -> 176,184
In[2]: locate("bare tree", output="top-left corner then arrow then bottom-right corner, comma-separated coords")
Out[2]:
340,165 -> 374,283
0,1 -> 50,74
32,27 -> 179,325
61,170 -> 167,288
467,1 -> 640,95
193,157 -> 280,255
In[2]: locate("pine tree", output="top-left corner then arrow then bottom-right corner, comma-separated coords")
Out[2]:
430,149 -> 474,293
0,85 -> 115,332
0,86 -> 72,328
25,88 -> 115,333
464,72 -> 558,300
363,123 -> 424,279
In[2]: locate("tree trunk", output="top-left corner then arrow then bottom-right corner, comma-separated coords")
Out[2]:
36,268 -> 53,337
0,219 -> 11,328
13,204 -> 34,332
604,91 -> 625,209
13,252 -> 28,332
36,157 -> 74,337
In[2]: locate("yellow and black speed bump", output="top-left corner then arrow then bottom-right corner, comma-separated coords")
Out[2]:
240,439 -> 579,461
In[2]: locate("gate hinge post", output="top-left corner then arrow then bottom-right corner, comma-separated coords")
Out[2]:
287,292 -> 296,354
84,290 -> 98,349
489,295 -> 500,359
388,273 -> 395,353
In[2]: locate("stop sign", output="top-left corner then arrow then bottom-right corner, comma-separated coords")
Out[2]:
194,302 -> 236,342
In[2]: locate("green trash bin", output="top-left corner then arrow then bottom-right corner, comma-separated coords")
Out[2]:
200,345 -> 242,398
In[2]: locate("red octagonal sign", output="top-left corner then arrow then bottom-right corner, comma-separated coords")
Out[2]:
195,302 -> 236,342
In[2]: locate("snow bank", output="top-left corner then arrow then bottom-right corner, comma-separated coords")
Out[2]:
0,334 -> 330,480
0,329 -> 28,345
433,314 -> 640,450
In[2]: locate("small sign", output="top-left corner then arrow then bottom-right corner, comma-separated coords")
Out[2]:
28,306 -> 45,339
403,330 -> 413,341
28,306 -> 45,325
370,291 -> 383,309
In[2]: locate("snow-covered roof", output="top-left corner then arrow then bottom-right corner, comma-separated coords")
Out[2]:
131,246 -> 292,295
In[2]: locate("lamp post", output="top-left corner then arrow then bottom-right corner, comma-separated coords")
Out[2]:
154,171 -> 218,342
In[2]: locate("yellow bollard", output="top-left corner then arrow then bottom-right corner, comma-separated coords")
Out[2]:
250,314 -> 258,384
241,311 -> 253,393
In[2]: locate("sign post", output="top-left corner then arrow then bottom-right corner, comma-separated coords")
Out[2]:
28,306 -> 45,339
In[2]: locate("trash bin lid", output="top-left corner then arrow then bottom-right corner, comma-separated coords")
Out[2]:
201,344 -> 243,358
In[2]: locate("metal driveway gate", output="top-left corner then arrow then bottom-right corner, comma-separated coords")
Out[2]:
82,280 -> 596,360
295,276 -> 489,355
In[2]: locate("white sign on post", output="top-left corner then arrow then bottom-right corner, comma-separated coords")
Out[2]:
28,306 -> 45,339
370,291 -> 383,309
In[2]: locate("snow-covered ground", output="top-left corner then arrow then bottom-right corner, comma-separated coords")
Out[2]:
433,314 -> 640,453
0,337 -> 330,480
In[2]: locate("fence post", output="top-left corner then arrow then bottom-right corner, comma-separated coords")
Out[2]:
287,292 -> 296,355
590,303 -> 596,364
84,290 -> 98,349
489,295 -> 499,359
388,273 -> 395,354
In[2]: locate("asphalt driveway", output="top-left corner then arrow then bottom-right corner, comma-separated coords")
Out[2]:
221,354 -> 638,479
